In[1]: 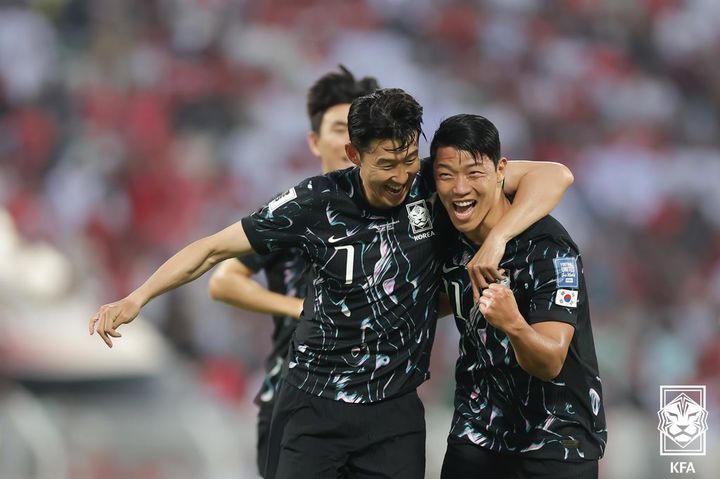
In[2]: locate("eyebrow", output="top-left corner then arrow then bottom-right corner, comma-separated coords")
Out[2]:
435,158 -> 489,171
377,158 -> 398,165
378,151 -> 419,163
434,162 -> 459,172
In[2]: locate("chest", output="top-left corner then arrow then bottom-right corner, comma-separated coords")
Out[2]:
442,251 -> 533,329
306,198 -> 443,292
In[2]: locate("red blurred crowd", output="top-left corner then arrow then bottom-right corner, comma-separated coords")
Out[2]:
1,0 -> 719,414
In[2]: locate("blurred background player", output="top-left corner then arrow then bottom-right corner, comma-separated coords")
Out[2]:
432,114 -> 606,479
207,66 -> 379,477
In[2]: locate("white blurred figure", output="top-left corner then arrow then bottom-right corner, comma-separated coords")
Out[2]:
0,5 -> 57,103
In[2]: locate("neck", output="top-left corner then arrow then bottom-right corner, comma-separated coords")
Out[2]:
358,170 -> 385,209
464,194 -> 511,245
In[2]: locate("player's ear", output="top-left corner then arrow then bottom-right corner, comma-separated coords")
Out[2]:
307,132 -> 321,158
496,157 -> 508,185
346,143 -> 361,167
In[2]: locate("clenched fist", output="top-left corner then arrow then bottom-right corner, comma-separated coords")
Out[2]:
478,283 -> 524,333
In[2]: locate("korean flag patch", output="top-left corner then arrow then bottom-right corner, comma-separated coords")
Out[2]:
555,289 -> 578,308
553,257 -> 579,288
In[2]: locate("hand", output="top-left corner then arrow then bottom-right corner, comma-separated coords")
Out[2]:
478,283 -> 523,333
467,232 -> 507,302
89,296 -> 142,348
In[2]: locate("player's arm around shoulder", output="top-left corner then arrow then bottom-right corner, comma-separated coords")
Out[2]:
499,160 -> 574,236
208,259 -> 304,319
478,283 -> 574,382
89,221 -> 255,348
465,160 -> 574,299
502,160 -> 574,199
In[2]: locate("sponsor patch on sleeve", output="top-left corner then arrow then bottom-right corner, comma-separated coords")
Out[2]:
553,257 -> 579,288
555,289 -> 578,308
268,187 -> 297,213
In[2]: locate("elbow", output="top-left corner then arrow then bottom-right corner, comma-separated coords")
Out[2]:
534,363 -> 563,382
522,355 -> 566,382
559,164 -> 574,188
208,270 -> 229,302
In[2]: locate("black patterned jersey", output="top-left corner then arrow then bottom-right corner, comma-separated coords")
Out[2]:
241,159 -> 451,403
238,251 -> 309,406
442,216 -> 607,460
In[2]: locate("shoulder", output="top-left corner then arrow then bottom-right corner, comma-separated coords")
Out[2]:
516,216 -> 578,252
501,216 -> 582,276
265,170 -> 345,211
314,166 -> 359,196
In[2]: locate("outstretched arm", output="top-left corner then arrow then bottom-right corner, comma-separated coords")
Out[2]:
89,221 -> 254,348
209,259 -> 304,319
466,161 -> 573,300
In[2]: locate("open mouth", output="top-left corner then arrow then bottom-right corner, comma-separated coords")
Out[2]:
452,200 -> 476,220
384,183 -> 407,199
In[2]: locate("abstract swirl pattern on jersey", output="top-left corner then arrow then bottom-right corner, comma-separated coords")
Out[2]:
238,251 -> 309,405
442,216 -> 607,461
242,159 -> 450,403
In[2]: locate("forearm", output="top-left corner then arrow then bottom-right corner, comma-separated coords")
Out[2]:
210,276 -> 303,319
494,162 -> 573,242
130,237 -> 228,307
504,318 -> 567,381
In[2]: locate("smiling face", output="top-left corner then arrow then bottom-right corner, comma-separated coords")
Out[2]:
346,138 -> 420,209
434,146 -> 507,237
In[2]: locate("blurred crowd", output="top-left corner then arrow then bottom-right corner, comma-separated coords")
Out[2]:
1,0 -> 719,477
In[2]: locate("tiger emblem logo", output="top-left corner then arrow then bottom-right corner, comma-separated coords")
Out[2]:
406,200 -> 433,234
657,392 -> 708,449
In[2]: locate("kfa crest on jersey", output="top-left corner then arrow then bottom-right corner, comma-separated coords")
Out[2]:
406,199 -> 435,240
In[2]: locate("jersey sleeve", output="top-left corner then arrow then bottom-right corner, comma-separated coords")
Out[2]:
241,178 -> 317,256
525,238 -> 585,327
237,253 -> 268,273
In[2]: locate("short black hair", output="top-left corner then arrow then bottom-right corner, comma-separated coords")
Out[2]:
307,65 -> 380,133
347,88 -> 424,154
430,114 -> 501,166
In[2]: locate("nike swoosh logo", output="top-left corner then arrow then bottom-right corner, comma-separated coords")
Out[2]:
442,264 -> 460,274
328,235 -> 348,244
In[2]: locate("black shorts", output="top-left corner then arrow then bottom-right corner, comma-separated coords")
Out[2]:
265,382 -> 426,479
257,402 -> 274,477
441,437 -> 598,479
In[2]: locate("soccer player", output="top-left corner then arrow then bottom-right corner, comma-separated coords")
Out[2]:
432,114 -> 607,479
207,66 -> 379,476
89,88 -> 574,479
